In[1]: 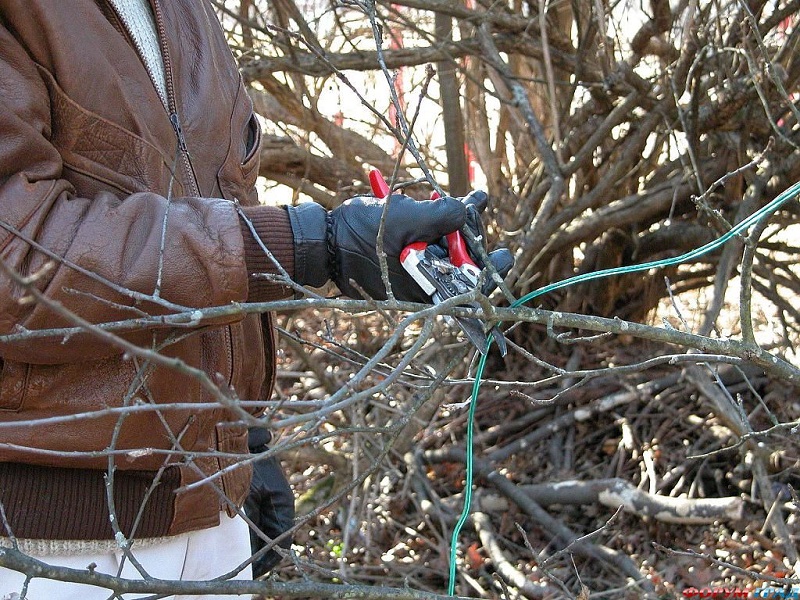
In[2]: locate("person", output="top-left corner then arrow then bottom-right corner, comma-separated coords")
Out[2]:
0,1 -> 512,599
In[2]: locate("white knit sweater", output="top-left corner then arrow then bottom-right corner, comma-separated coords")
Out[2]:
0,535 -> 175,557
108,0 -> 168,106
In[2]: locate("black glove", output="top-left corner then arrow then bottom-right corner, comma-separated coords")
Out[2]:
244,428 -> 295,577
287,193 -> 465,301
287,191 -> 512,301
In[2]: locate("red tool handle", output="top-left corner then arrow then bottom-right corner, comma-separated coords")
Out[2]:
445,228 -> 476,269
368,168 -> 478,270
369,169 -> 391,198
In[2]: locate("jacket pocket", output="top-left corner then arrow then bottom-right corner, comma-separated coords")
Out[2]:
217,75 -> 261,206
215,423 -> 253,517
37,65 -> 175,197
243,112 -> 262,169
0,359 -> 29,412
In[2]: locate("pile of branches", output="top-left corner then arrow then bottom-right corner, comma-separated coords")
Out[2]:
261,304 -> 799,599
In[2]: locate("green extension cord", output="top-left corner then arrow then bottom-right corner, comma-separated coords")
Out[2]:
446,180 -> 800,595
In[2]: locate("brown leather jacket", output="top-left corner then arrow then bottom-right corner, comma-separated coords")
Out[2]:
0,0 -> 295,539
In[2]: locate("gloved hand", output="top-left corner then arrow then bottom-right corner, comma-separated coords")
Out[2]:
244,428 -> 295,577
287,190 -> 512,301
411,191 -> 514,296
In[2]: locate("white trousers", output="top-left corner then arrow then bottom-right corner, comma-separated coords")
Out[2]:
0,513 -> 253,600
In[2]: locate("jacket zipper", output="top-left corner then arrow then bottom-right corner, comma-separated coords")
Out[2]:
149,1 -> 201,199
111,0 -> 201,197
223,325 -> 235,387
149,1 -> 232,389
169,111 -> 198,197
109,0 -> 202,198
106,1 -> 233,388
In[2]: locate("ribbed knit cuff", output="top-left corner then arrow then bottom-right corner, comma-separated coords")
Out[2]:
239,205 -> 295,301
285,202 -> 331,288
0,462 -> 178,540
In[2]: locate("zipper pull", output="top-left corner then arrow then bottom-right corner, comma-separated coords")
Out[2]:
169,112 -> 188,153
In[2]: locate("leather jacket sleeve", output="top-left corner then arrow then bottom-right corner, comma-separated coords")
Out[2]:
0,20 -> 249,364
